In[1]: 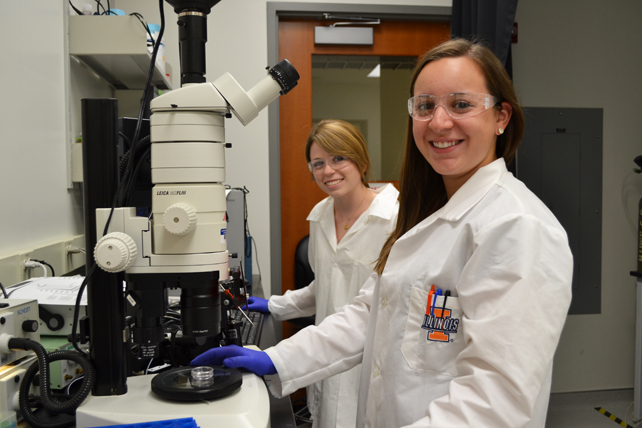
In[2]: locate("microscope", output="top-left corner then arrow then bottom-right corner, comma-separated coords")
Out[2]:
75,0 -> 298,426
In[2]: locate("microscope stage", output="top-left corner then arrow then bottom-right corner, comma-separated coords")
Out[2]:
76,372 -> 269,428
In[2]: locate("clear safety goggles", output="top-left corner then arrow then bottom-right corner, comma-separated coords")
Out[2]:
408,92 -> 500,121
308,155 -> 351,174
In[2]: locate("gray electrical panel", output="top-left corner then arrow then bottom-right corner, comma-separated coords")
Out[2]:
516,107 -> 602,315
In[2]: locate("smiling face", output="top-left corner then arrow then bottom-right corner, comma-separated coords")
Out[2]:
309,142 -> 364,199
412,56 -> 511,197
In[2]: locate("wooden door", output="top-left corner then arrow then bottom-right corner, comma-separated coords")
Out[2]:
278,19 -> 450,339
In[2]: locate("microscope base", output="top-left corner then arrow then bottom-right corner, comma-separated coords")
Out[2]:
76,372 -> 269,428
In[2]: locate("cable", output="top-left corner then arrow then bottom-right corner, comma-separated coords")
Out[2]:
90,0 -> 163,238
145,357 -> 154,375
24,260 -> 47,278
117,0 -> 165,208
129,12 -> 156,46
70,264 -> 95,357
121,140 -> 152,206
67,245 -> 86,255
6,281 -> 31,298
65,375 -> 84,395
630,399 -> 642,428
93,0 -> 105,15
250,236 -> 262,284
119,131 -> 133,150
67,0 -> 165,357
0,281 -> 7,298
124,146 -> 152,206
119,135 -> 150,179
32,259 -> 55,277
243,187 -> 263,284
10,338 -> 94,428
68,0 -> 82,15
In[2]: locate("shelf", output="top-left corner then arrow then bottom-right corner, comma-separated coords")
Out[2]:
69,15 -> 172,90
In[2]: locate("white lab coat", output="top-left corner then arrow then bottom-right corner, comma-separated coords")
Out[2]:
268,183 -> 399,428
265,159 -> 573,428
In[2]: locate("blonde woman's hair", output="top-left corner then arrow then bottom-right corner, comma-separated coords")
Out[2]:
305,119 -> 372,186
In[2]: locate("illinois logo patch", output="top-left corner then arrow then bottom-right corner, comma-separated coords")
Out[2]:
421,308 -> 459,342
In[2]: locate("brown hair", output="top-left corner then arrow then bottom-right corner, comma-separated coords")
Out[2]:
305,119 -> 372,186
374,38 -> 525,275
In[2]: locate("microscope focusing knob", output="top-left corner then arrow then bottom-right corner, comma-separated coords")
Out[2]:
94,232 -> 138,273
163,203 -> 197,235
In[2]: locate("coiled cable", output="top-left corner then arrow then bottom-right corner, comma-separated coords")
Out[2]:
9,338 -> 94,428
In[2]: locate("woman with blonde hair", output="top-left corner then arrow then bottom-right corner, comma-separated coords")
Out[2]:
244,119 -> 399,428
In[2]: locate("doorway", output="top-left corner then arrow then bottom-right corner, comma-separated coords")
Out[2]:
312,54 -> 418,182
267,4 -> 451,339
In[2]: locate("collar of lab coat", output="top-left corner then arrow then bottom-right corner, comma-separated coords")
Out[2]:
306,183 -> 399,223
401,158 -> 508,239
365,183 -> 400,220
307,183 -> 399,250
440,157 -> 507,221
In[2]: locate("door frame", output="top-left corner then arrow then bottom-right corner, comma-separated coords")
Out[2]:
266,2 -> 452,302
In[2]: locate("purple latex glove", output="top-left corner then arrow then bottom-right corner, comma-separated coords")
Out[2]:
190,345 -> 277,376
246,296 -> 270,313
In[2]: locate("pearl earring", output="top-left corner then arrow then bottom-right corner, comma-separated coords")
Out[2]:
498,128 -> 504,135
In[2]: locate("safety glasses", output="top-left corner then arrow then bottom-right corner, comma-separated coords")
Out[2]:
308,155 -> 351,174
408,92 -> 500,121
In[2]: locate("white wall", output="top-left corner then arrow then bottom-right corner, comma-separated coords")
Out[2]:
513,0 -> 642,392
0,1 -> 85,257
3,0 -> 639,393
0,1 -> 127,265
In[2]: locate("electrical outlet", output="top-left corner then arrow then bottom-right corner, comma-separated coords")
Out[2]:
30,242 -> 66,278
64,235 -> 86,274
0,235 -> 85,287
18,252 -> 33,281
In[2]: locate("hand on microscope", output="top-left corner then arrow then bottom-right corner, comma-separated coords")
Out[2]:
190,344 -> 277,376
245,296 -> 270,313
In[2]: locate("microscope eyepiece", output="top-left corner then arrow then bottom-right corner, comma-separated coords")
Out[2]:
269,59 -> 300,95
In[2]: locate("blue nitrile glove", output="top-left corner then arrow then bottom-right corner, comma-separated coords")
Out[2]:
190,345 -> 277,376
246,296 -> 270,313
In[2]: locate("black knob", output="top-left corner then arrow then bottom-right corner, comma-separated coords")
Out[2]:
269,59 -> 300,95
46,314 -> 65,331
22,320 -> 39,333
39,306 -> 65,332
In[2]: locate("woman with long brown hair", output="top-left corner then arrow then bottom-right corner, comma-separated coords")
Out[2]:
192,39 -> 572,428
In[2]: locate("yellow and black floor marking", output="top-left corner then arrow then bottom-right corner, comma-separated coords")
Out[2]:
594,407 -> 634,428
